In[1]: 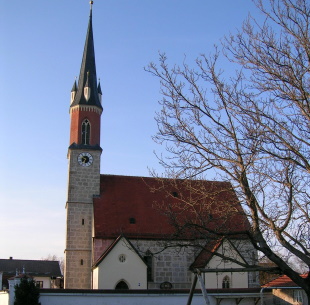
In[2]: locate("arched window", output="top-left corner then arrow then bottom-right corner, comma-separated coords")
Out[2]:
144,251 -> 153,282
115,280 -> 129,290
222,276 -> 230,288
81,119 -> 90,145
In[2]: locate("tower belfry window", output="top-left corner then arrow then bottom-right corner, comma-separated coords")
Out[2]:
82,119 -> 90,145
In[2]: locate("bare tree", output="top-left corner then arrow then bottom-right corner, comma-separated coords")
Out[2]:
147,0 -> 310,296
41,254 -> 64,275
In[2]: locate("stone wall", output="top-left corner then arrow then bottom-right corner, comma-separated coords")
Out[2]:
131,240 -> 198,289
130,238 -> 259,289
65,149 -> 101,289
66,150 -> 101,203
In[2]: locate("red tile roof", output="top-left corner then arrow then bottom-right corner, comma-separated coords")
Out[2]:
190,238 -> 223,269
263,273 -> 309,288
93,175 -> 250,239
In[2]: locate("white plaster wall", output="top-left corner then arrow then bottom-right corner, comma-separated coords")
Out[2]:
39,292 -> 260,305
202,271 -> 248,289
92,268 -> 98,289
204,240 -> 248,289
0,292 -> 8,305
94,237 -> 257,290
33,277 -> 51,289
94,237 -> 147,289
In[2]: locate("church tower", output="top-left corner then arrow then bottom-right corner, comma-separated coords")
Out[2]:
64,1 -> 102,289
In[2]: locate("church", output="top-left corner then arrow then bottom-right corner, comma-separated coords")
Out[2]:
64,2 -> 259,290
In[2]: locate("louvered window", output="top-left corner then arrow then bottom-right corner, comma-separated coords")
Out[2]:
82,119 -> 90,145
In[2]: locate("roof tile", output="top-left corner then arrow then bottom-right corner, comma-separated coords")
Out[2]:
93,175 -> 250,239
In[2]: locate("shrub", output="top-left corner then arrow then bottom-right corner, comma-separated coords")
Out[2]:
14,276 -> 40,305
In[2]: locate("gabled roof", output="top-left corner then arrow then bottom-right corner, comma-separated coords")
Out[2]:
93,175 -> 250,240
190,238 -> 247,270
8,274 -> 32,280
190,238 -> 223,269
263,273 -> 309,288
93,235 -> 146,268
0,259 -> 62,278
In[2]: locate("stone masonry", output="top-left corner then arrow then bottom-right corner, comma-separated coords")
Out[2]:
131,240 -> 198,289
131,238 -> 259,289
65,149 -> 101,289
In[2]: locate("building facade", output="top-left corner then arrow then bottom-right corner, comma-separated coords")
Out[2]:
0,258 -> 62,290
64,3 -> 258,290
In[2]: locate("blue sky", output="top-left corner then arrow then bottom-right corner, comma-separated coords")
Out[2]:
0,0 -> 259,261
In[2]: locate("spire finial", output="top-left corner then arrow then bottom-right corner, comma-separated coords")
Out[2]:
89,1 -> 93,17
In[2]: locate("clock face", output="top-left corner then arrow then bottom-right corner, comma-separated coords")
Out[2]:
77,152 -> 93,167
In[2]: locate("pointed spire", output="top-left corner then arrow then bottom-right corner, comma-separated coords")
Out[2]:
71,1 -> 102,109
71,79 -> 77,92
97,78 -> 102,94
70,79 -> 77,104
98,78 -> 102,103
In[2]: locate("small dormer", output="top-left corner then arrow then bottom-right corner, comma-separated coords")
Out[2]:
70,80 -> 77,104
84,71 -> 91,101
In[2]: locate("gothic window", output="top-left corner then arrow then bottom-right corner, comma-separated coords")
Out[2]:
115,280 -> 129,290
222,275 -> 230,288
144,251 -> 153,282
81,119 -> 90,145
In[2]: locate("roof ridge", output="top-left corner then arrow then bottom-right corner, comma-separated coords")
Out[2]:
100,173 -> 229,184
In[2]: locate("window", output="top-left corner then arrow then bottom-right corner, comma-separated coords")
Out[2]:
82,218 -> 84,225
293,290 -> 303,303
118,254 -> 126,263
115,280 -> 129,290
144,253 -> 153,282
35,281 -> 43,288
81,119 -> 90,145
222,276 -> 230,288
160,281 -> 173,289
80,259 -> 84,265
